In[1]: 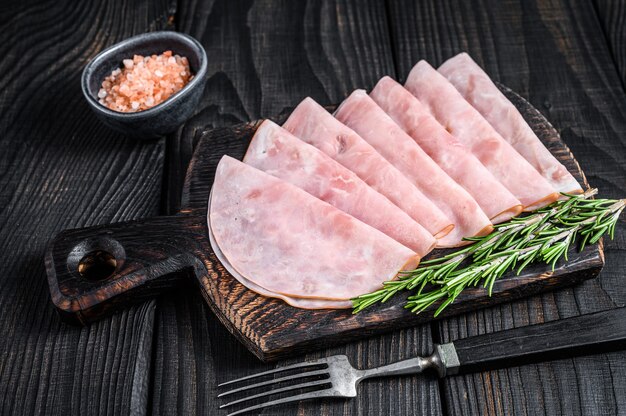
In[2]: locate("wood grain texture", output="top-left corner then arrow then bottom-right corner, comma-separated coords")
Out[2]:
595,0 -> 626,89
4,1 -> 624,415
0,0 -> 175,414
154,0 -> 442,414
46,215 -> 205,324
387,0 -> 626,414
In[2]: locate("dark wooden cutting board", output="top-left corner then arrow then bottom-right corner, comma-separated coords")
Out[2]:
45,85 -> 603,361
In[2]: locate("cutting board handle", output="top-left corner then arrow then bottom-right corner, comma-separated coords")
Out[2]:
45,214 -> 207,325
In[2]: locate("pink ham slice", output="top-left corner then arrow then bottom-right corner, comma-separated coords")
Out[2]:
369,78 -> 522,224
438,53 -> 582,194
405,60 -> 560,211
284,97 -> 492,247
208,204 -> 352,309
243,120 -> 436,256
209,155 -> 420,301
283,98 -> 454,241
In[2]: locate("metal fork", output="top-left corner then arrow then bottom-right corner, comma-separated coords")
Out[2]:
218,345 -> 458,415
218,308 -> 626,415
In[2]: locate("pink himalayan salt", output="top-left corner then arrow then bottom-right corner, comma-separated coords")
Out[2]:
98,50 -> 193,113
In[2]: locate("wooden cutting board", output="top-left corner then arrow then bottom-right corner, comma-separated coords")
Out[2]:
45,85 -> 604,362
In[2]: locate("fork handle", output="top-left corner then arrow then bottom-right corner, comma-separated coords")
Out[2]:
357,344 -> 455,381
451,307 -> 626,374
357,357 -> 426,381
358,308 -> 626,381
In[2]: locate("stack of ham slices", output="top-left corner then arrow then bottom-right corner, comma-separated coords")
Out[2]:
209,53 -> 583,309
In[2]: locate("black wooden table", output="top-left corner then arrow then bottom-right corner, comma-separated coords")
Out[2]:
1,1 -> 625,414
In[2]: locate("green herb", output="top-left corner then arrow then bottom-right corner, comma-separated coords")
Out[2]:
352,189 -> 625,316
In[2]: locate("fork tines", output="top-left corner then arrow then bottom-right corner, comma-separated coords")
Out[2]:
218,357 -> 334,415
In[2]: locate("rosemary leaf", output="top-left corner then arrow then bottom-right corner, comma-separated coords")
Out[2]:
352,189 -> 625,316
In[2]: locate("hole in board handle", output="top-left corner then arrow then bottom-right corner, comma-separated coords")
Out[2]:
78,250 -> 117,281
67,236 -> 126,281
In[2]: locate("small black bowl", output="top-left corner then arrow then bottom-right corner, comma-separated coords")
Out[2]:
82,31 -> 208,139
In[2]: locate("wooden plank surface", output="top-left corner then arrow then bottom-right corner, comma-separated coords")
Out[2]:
1,0 -> 625,415
387,0 -> 626,414
0,1 -> 174,414
153,0 -> 442,414
595,0 -> 626,87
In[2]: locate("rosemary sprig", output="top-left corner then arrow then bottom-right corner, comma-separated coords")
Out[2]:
352,189 -> 625,315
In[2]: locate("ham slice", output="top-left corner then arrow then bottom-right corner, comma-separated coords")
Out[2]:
369,78 -> 522,224
209,155 -> 420,301
405,60 -> 560,211
283,98 -> 454,240
208,204 -> 352,309
438,53 -> 582,194
284,97 -> 492,247
243,120 -> 436,256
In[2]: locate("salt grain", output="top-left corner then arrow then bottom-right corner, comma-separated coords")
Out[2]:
97,50 -> 193,113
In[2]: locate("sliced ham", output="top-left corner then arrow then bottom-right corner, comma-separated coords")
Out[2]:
284,97 -> 492,247
368,78 -> 522,224
405,60 -> 560,211
438,53 -> 582,194
209,155 -> 420,301
208,207 -> 352,309
243,120 -> 436,256
283,98 -> 454,240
